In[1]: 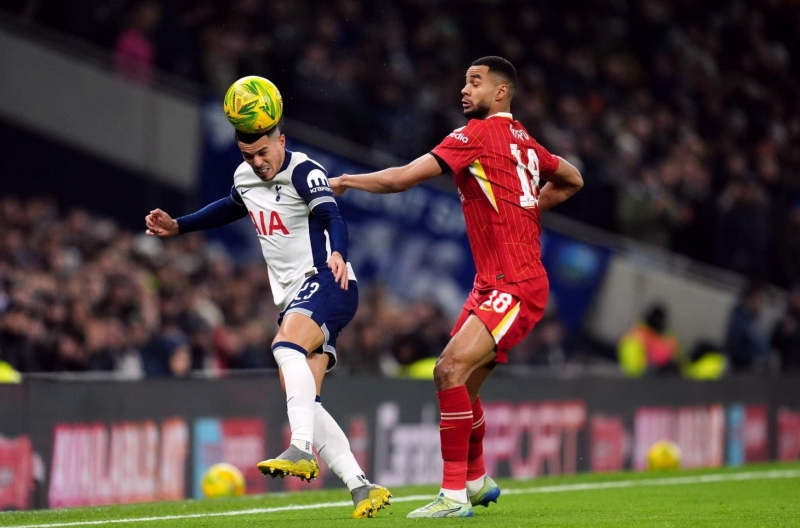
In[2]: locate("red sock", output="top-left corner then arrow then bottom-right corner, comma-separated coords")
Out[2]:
438,385 -> 472,492
467,396 -> 487,481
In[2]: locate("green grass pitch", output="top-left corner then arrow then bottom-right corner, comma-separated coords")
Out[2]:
3,463 -> 799,527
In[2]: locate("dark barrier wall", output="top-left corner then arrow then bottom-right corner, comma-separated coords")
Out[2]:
1,375 -> 799,510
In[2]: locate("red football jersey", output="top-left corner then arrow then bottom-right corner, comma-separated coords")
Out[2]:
431,112 -> 560,290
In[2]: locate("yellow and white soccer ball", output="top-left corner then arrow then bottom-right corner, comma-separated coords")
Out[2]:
647,440 -> 682,471
201,463 -> 246,498
223,76 -> 283,134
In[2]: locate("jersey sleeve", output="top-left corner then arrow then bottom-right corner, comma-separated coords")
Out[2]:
175,192 -> 247,234
532,140 -> 560,178
430,120 -> 486,174
291,160 -> 349,260
230,185 -> 244,205
290,160 -> 336,211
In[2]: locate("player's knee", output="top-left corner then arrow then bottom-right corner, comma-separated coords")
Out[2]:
433,355 -> 465,389
272,341 -> 308,369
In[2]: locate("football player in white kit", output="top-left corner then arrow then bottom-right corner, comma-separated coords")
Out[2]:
144,121 -> 391,518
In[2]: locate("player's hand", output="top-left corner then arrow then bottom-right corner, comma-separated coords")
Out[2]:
330,176 -> 347,196
328,251 -> 348,290
145,208 -> 179,237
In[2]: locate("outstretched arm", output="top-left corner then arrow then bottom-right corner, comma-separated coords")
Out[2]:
537,157 -> 583,212
331,153 -> 443,195
145,191 -> 248,236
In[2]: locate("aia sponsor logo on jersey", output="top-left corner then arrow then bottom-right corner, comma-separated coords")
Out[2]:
249,210 -> 289,236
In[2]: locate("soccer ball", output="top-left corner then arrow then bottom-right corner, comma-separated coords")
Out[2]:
223,76 -> 283,134
201,463 -> 246,498
647,440 -> 681,471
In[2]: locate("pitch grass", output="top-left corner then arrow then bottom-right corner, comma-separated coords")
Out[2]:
3,463 -> 800,527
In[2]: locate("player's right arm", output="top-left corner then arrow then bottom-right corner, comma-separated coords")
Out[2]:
333,154 -> 443,195
145,186 -> 248,237
332,121 -> 485,195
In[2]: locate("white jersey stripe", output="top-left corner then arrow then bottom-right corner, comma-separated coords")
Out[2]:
308,196 -> 336,210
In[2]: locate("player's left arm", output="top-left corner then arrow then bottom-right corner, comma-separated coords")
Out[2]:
331,154 -> 443,195
537,156 -> 584,212
311,203 -> 349,290
292,162 -> 350,289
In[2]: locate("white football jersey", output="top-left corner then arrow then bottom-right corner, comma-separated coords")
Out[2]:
231,150 -> 356,311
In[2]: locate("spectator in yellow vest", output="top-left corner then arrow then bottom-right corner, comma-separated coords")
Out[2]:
618,305 -> 681,377
0,360 -> 21,383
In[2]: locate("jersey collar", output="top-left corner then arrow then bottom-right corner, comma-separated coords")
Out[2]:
277,149 -> 293,174
486,112 -> 513,120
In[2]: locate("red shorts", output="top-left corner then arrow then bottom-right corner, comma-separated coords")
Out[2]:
451,275 -> 549,363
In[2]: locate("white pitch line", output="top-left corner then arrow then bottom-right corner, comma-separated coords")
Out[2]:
5,468 -> 800,528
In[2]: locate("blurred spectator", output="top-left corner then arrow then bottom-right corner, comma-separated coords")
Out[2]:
714,179 -> 771,277
682,341 -> 726,381
0,360 -> 21,383
617,167 -> 684,247
779,201 -> 800,284
390,333 -> 435,379
114,1 -> 162,85
507,310 -> 568,368
725,281 -> 771,372
772,284 -> 800,372
377,298 -> 450,378
142,334 -> 191,378
618,304 -> 681,377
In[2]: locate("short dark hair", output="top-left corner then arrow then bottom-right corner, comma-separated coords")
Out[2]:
471,56 -> 517,94
234,116 -> 284,144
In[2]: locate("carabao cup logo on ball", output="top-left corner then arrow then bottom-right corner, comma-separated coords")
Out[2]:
223,76 -> 284,133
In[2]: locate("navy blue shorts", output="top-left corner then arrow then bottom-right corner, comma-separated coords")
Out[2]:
278,269 -> 358,370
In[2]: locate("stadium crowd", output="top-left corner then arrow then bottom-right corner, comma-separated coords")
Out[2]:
2,197 -> 798,378
0,196 -> 462,378
4,0 -> 800,375
12,0 -> 800,286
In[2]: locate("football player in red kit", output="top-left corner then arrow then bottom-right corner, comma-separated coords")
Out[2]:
331,56 -> 583,518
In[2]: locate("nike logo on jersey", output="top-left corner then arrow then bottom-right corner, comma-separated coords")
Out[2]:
240,188 -> 253,195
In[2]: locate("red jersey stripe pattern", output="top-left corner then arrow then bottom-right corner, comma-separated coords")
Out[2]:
431,113 -> 559,290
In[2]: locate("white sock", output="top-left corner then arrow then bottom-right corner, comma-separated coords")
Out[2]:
273,345 -> 316,454
440,488 -> 468,503
313,401 -> 370,491
466,475 -> 486,496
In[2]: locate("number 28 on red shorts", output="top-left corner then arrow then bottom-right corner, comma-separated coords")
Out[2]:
450,276 -> 549,363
